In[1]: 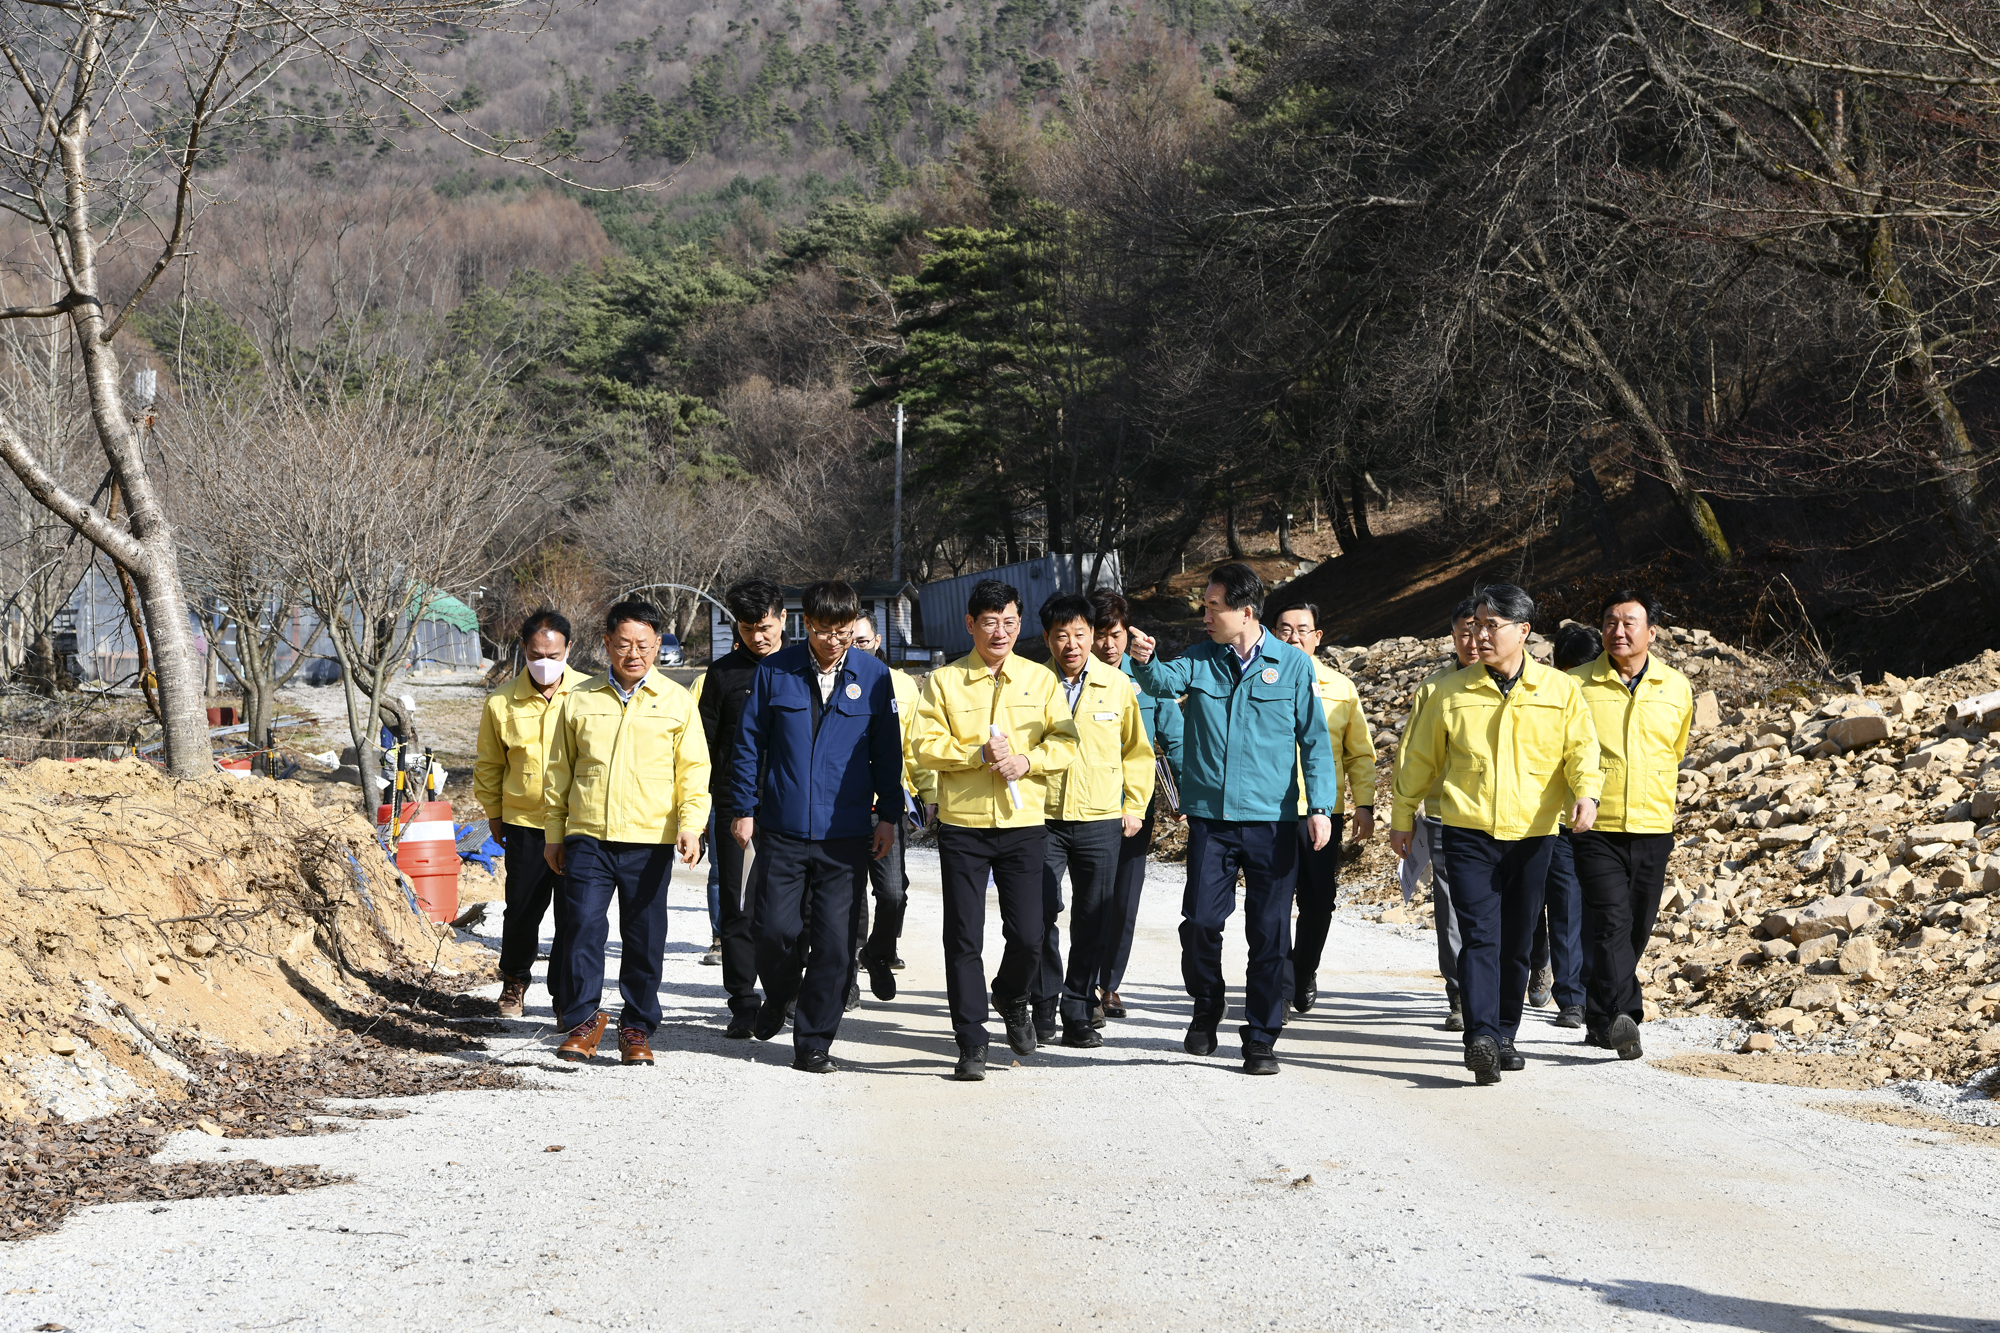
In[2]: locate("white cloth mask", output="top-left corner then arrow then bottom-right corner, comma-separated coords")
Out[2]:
526,657 -> 567,686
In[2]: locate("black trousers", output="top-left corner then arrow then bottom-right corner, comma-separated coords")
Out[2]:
1036,817 -> 1123,1029
1181,818 -> 1297,1048
1285,813 -> 1346,991
1529,828 -> 1587,1009
1572,829 -> 1673,1032
1439,826 -> 1552,1047
555,837 -> 673,1035
752,830 -> 865,1054
499,823 -> 566,999
712,830 -> 761,1018
856,814 -> 907,962
937,822 -> 1046,1050
1096,804 -> 1155,996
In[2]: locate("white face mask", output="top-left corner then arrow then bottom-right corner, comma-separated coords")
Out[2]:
526,657 -> 566,685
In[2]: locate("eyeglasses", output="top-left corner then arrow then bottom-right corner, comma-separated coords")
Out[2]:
806,625 -> 854,645
974,617 -> 1019,633
1471,619 -> 1525,638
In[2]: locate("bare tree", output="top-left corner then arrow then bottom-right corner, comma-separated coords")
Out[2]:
0,299 -> 94,690
272,384 -> 537,809
574,471 -> 765,643
1623,0 -> 2000,617
0,0 -> 573,775
160,394 -> 310,757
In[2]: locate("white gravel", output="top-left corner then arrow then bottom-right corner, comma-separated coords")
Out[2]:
3,846 -> 1998,1331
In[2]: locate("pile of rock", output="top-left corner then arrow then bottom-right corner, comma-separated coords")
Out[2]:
1328,629 -> 2000,1086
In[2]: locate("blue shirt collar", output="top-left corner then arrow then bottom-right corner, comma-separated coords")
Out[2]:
1231,628 -> 1267,670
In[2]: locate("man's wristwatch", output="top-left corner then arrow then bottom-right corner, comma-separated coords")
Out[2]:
1308,807 -> 1331,817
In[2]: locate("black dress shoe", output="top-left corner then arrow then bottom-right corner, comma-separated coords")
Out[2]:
861,948 -> 897,1001
997,997 -> 1038,1057
1032,998 -> 1058,1044
1583,1028 -> 1610,1049
1444,1000 -> 1465,1032
752,997 -> 788,1042
1242,1041 -> 1279,1075
891,955 -> 906,970
723,1011 -> 755,1040
1497,1040 -> 1525,1072
1293,976 -> 1317,1014
1464,1035 -> 1501,1085
1608,1013 -> 1643,1061
1060,1025 -> 1102,1049
954,1044 -> 987,1081
844,976 -> 860,1012
793,1048 -> 837,1074
1553,1004 -> 1584,1029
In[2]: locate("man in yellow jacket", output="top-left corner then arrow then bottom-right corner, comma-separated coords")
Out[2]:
911,578 -> 1078,1081
1568,589 -> 1694,1062
849,614 -> 937,1002
473,608 -> 590,1019
542,600 -> 710,1067
1033,592 -> 1153,1049
1271,601 -> 1377,1015
1390,584 -> 1601,1085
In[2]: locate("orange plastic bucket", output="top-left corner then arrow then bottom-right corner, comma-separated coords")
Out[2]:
375,799 -> 459,924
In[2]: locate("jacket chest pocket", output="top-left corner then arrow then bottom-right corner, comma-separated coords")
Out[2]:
1002,700 -> 1045,742
1245,679 -> 1292,722
1508,698 -> 1569,765
627,707 -> 684,774
1633,699 -> 1684,757
947,702 -> 992,746
502,707 -> 542,751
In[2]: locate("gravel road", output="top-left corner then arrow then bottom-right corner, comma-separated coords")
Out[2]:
3,847 -> 1997,1332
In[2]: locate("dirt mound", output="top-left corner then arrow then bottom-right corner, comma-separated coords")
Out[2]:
0,759 -> 491,1122
1324,628 -> 2000,1088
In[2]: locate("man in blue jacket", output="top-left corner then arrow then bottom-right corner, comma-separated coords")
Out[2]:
1129,562 -> 1338,1075
729,579 -> 902,1073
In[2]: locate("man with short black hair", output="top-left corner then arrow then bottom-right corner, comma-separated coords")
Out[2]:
543,600 -> 709,1066
475,608 -> 589,1018
1270,601 -> 1377,1014
1390,584 -> 1601,1085
729,580 -> 901,1073
911,579 -> 1079,1081
1569,590 -> 1693,1062
1128,562 -> 1338,1076
1087,588 -> 1180,1020
1033,592 -> 1153,1048
697,577 -> 789,1038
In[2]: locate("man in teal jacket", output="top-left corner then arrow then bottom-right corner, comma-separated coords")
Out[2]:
1128,563 -> 1338,1074
1088,588 -> 1182,1020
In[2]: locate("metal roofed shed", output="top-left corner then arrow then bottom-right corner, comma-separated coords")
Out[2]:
917,553 -> 1123,659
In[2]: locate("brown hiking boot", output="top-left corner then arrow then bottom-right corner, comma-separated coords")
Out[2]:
556,1011 -> 610,1063
618,1026 -> 654,1066
497,976 -> 528,1019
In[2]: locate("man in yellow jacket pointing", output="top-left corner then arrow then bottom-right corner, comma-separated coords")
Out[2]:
1390,584 -> 1601,1085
